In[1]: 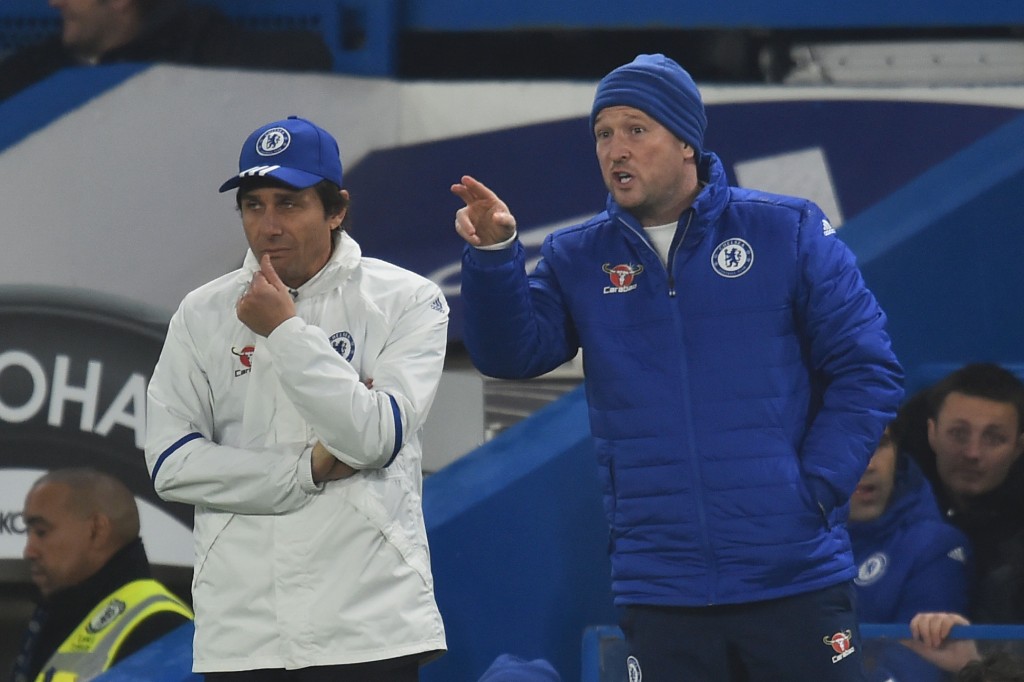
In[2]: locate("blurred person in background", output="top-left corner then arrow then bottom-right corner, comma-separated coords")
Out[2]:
911,363 -> 1024,623
893,365 -> 1024,677
10,468 -> 192,682
848,416 -> 972,681
0,0 -> 331,102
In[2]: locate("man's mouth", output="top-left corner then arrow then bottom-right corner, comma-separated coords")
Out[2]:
853,483 -> 876,497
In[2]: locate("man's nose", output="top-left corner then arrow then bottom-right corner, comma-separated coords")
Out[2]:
257,208 -> 283,235
962,436 -> 984,459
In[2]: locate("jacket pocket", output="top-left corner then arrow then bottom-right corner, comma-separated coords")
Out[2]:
797,474 -> 833,532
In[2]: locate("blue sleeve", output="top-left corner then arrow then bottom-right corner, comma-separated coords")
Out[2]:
460,238 -> 580,379
795,205 -> 905,512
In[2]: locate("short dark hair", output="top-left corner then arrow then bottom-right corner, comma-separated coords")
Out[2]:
135,0 -> 181,21
234,177 -> 350,222
927,363 -> 1024,435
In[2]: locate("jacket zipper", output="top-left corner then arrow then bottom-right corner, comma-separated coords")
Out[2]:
617,211 -> 717,603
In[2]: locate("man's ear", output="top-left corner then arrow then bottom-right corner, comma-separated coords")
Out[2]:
330,189 -> 351,231
330,209 -> 346,231
1013,430 -> 1024,463
926,418 -> 938,450
89,512 -> 113,547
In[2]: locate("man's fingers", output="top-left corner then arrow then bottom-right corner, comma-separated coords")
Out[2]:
910,612 -> 969,649
450,183 -> 473,205
260,254 -> 286,290
454,208 -> 478,240
493,210 -> 517,230
452,175 -> 501,205
463,175 -> 502,203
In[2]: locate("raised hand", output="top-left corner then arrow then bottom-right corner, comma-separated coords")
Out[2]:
451,175 -> 518,247
237,254 -> 297,336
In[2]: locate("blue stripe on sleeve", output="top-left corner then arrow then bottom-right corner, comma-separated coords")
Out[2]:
152,432 -> 203,484
384,395 -> 402,467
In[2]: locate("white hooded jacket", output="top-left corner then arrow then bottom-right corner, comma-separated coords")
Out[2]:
145,231 -> 448,672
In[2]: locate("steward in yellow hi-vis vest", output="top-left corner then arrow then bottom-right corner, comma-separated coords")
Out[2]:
15,470 -> 193,682
35,579 -> 193,682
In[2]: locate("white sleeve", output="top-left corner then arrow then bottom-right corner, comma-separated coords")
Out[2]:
265,284 -> 449,469
145,306 -> 320,515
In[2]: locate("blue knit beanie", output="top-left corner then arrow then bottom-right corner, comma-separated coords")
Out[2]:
589,53 -> 707,154
477,654 -> 562,682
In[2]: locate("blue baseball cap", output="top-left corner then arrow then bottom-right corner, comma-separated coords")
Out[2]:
477,654 -> 561,682
219,115 -> 343,192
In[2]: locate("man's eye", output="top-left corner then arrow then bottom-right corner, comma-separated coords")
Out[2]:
983,432 -> 1008,447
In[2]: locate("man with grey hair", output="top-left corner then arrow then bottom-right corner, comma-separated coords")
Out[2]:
11,468 -> 192,682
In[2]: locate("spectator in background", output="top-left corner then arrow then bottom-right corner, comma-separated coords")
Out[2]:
453,53 -> 903,681
910,363 -> 1024,623
848,418 -> 972,681
10,468 -> 192,682
0,0 -> 332,102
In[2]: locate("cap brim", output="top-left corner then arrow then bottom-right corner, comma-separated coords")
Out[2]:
218,167 -> 327,193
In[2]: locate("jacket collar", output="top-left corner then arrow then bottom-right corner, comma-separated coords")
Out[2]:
239,230 -> 360,300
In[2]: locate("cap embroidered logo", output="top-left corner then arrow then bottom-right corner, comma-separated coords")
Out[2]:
256,128 -> 291,156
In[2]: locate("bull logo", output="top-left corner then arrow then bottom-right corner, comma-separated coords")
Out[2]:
231,345 -> 255,369
824,630 -> 857,663
602,263 -> 644,294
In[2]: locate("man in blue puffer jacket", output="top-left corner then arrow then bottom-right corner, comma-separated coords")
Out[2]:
452,53 -> 903,681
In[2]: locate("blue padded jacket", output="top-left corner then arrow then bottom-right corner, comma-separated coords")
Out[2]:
460,152 -> 904,607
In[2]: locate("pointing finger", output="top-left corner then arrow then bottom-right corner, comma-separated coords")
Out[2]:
461,175 -> 500,203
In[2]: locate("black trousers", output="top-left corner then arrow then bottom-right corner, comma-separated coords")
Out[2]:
203,654 -> 420,682
620,581 -> 868,682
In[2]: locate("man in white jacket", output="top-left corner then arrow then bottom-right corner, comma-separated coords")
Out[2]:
145,115 -> 448,681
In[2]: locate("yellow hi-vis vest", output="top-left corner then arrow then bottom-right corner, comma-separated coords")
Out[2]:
36,578 -> 193,682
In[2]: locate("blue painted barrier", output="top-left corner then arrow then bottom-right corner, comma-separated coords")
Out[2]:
94,622 -> 200,682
